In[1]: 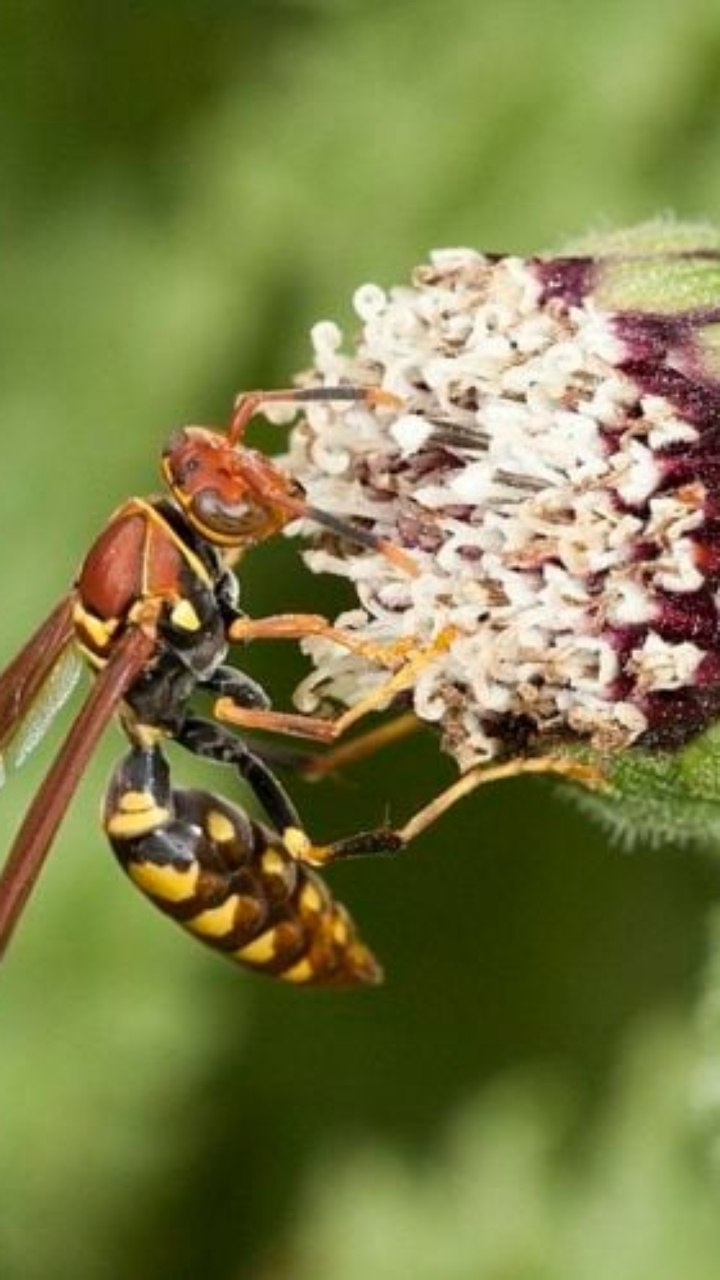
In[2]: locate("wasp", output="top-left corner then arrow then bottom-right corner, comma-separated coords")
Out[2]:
0,386 -> 433,987
0,384 -> 601,986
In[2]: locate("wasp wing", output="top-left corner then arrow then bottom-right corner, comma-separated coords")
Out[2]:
0,625 -> 156,961
2,646 -> 84,782
0,597 -> 78,782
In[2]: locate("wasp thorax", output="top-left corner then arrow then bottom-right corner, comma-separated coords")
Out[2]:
287,224 -> 720,769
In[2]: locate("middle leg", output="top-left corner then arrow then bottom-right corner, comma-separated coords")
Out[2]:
216,624 -> 458,744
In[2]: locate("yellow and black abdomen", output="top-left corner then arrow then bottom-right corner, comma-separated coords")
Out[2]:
103,743 -> 381,987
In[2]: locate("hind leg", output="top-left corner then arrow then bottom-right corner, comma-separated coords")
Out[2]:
175,715 -> 304,836
175,715 -> 404,867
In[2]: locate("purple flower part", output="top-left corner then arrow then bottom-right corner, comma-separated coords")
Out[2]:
535,256 -> 596,306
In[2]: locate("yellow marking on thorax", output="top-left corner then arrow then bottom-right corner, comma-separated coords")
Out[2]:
170,599 -> 201,632
129,858 -> 200,903
283,827 -> 311,860
235,927 -> 278,965
206,810 -> 237,844
72,602 -> 119,652
187,895 -> 239,938
106,805 -> 170,838
281,955 -> 315,984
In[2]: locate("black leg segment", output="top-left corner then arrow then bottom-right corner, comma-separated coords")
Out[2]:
176,714 -> 303,835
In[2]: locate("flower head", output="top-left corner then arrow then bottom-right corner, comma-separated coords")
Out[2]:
286,224 -> 720,770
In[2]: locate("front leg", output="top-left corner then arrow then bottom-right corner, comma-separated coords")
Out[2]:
214,628 -> 457,744
218,618 -> 458,745
229,613 -> 418,668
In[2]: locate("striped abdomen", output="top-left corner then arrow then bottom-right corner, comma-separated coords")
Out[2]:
104,758 -> 381,987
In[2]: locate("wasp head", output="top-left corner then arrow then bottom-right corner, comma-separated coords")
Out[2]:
162,427 -> 298,549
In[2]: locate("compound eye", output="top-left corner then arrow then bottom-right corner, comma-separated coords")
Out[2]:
163,431 -> 204,490
191,488 -> 265,537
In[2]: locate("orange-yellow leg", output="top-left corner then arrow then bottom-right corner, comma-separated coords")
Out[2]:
229,613 -> 418,669
296,756 -> 605,867
301,712 -> 422,780
397,756 -> 606,845
215,628 -> 457,744
228,385 -> 402,444
212,703 -> 339,743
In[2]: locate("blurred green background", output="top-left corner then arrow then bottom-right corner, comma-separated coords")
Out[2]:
4,2 -> 720,1277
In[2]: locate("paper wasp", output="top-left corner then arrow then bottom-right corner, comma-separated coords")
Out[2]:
0,385 -> 432,987
0,384 -> 600,987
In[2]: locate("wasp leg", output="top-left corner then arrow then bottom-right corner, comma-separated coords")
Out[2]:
396,756 -> 606,845
177,715 -> 404,867
211,702 -> 340,743
228,385 -> 401,444
300,712 -> 422,781
299,756 -> 606,866
204,663 -> 271,711
216,627 -> 458,744
104,742 -> 382,986
229,613 -> 416,668
176,715 -> 304,836
297,824 -> 405,867
201,666 -> 323,767
200,666 -> 342,768
214,660 -> 428,743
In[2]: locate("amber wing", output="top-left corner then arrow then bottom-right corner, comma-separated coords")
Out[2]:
0,597 -> 77,772
0,626 -> 156,961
